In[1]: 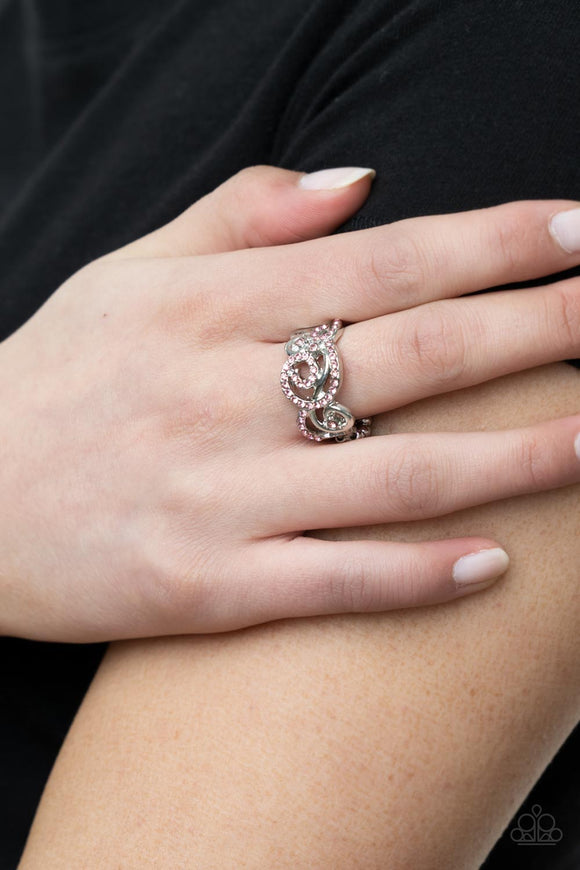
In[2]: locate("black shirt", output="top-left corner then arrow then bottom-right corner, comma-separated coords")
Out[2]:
1,1 -> 579,866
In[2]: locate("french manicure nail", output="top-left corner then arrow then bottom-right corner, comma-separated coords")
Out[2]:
298,166 -> 376,191
549,207 -> 580,253
452,547 -> 510,589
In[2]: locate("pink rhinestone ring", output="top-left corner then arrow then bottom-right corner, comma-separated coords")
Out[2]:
280,319 -> 372,442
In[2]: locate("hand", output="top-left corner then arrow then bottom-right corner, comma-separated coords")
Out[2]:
1,165 -> 579,642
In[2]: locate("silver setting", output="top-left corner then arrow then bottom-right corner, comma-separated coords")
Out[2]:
280,319 -> 372,442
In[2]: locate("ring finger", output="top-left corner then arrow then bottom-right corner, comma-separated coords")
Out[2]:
264,275 -> 579,440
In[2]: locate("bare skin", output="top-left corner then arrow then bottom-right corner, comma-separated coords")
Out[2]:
19,360 -> 580,869
3,167 -> 580,645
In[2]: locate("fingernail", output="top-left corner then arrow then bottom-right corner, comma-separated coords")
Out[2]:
298,166 -> 376,191
549,206 -> 580,253
574,432 -> 580,461
452,547 -> 510,590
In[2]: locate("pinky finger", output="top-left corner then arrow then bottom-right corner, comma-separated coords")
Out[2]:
225,535 -> 511,628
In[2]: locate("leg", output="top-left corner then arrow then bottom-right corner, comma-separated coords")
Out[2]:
19,362 -> 580,869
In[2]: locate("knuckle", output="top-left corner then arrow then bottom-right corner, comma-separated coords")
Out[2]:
378,440 -> 445,518
141,477 -> 231,621
398,306 -> 469,384
354,230 -> 426,309
159,268 -> 232,350
491,202 -> 540,272
222,165 -> 276,215
516,431 -> 553,490
549,281 -> 580,350
232,164 -> 270,185
186,380 -> 246,444
188,292 -> 232,349
225,164 -> 268,197
226,167 -> 255,207
328,553 -> 374,611
157,549 -> 214,618
136,522 -> 214,621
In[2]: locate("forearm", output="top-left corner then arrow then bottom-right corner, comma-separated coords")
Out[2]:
19,363 -> 580,869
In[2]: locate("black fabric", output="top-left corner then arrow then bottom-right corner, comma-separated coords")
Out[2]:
0,0 -> 579,866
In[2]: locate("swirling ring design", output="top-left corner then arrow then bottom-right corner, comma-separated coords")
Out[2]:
280,319 -> 372,442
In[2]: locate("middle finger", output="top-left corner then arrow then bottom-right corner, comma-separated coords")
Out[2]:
335,276 -> 580,418
217,198 -> 580,339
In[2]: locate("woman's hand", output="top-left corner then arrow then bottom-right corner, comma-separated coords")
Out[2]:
1,164 -> 580,642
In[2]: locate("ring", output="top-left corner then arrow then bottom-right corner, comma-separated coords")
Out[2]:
280,318 -> 373,442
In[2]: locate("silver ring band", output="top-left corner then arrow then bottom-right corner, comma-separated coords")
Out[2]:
280,319 -> 372,442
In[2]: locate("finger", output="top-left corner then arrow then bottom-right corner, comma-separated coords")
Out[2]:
216,198 -> 580,339
107,165 -> 376,260
205,536 -> 509,629
331,276 -> 580,418
262,415 -> 580,532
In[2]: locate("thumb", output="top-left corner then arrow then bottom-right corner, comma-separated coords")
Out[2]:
110,164 -> 376,259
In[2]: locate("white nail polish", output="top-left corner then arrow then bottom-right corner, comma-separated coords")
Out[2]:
574,432 -> 580,462
452,547 -> 510,589
298,167 -> 376,191
549,207 -> 580,253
